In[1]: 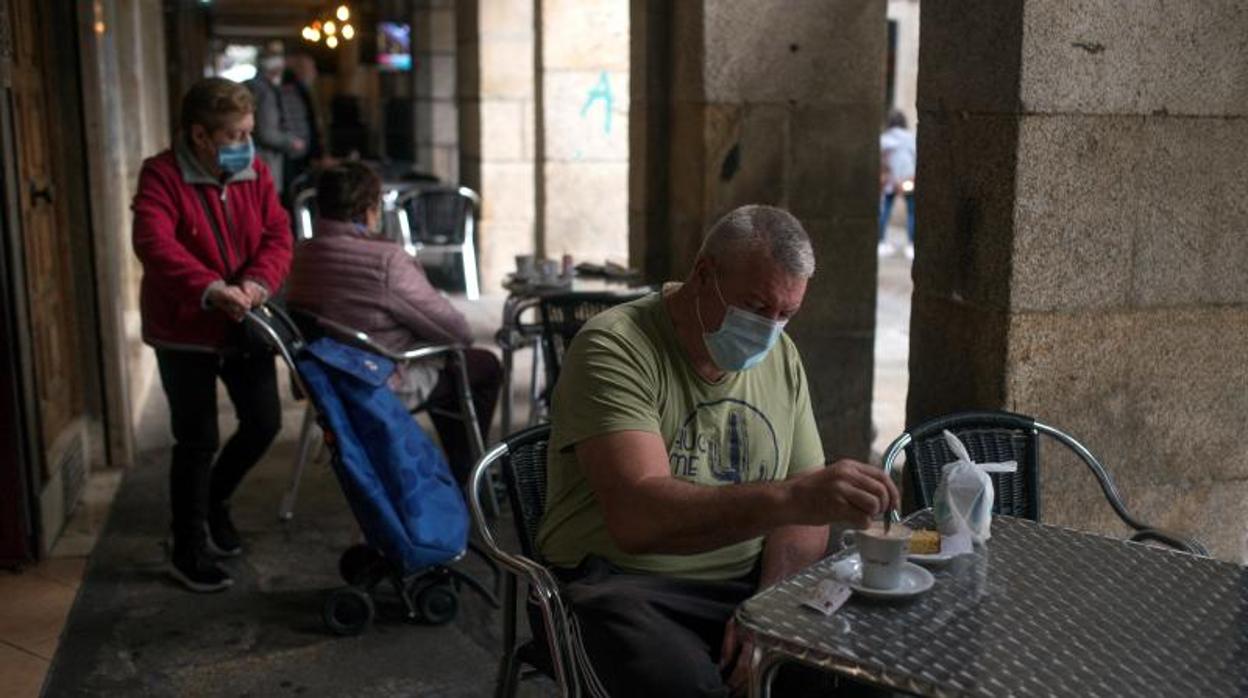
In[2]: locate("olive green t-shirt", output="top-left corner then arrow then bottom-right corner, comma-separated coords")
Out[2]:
535,288 -> 825,581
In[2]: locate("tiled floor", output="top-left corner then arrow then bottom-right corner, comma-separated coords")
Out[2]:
0,470 -> 123,698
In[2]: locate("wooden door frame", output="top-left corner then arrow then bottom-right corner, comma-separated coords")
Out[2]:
65,0 -> 129,469
0,0 -> 43,565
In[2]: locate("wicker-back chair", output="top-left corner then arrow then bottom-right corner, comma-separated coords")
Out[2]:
469,425 -> 586,697
537,290 -> 649,405
882,411 -> 1208,555
395,185 -> 482,299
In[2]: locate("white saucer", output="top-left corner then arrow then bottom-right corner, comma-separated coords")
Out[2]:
908,550 -> 958,566
830,555 -> 935,600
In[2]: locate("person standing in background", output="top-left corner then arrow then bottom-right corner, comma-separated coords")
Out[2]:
280,50 -> 328,197
878,110 -> 917,259
246,42 -> 306,202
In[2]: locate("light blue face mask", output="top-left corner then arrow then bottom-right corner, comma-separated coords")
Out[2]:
217,137 -> 254,175
698,274 -> 786,372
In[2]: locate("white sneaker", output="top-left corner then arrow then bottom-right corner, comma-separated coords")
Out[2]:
904,244 -> 915,260
877,242 -> 894,257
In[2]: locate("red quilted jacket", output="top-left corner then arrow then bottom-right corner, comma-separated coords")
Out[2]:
131,142 -> 292,351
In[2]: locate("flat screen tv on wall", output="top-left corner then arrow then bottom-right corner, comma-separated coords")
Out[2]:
377,21 -> 411,71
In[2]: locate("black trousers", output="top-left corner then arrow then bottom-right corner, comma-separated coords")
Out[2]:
156,349 -> 282,546
531,557 -> 866,698
414,347 -> 501,485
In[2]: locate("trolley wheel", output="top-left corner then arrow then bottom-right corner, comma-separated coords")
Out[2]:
415,582 -> 459,625
338,544 -> 384,587
323,587 -> 375,636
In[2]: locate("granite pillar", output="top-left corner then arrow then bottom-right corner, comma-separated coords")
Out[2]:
911,0 -> 1248,559
538,0 -> 629,265
457,0 -> 537,293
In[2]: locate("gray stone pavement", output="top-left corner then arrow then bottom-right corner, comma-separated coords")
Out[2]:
872,225 -> 914,461
45,256 -> 910,696
44,309 -> 555,697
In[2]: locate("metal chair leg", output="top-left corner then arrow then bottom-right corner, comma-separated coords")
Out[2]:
461,231 -> 481,301
453,349 -> 499,518
527,341 -> 545,427
494,572 -> 521,698
500,343 -> 514,437
280,404 -> 317,521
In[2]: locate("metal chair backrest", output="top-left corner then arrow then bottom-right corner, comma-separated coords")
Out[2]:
469,424 -> 583,696
496,425 -> 551,562
402,186 -> 479,247
898,411 -> 1041,519
538,291 -> 650,398
292,187 -> 318,241
881,410 -> 1209,555
243,304 -> 309,397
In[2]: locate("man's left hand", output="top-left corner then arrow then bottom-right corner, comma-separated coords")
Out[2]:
719,617 -> 753,696
241,279 -> 269,308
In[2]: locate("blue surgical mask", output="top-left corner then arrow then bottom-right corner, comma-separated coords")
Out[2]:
217,137 -> 254,175
698,275 -> 786,372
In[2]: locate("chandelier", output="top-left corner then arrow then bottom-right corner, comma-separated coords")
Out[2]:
301,4 -> 356,50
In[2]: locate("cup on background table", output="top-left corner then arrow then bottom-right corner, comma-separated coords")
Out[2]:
842,524 -> 912,590
515,254 -> 536,280
538,259 -> 560,283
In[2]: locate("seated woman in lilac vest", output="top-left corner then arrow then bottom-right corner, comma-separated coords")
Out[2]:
287,162 -> 500,483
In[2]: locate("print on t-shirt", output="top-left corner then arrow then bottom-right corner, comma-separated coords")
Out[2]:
669,398 -> 780,483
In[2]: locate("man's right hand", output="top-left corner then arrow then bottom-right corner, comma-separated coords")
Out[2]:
785,460 -> 900,529
206,284 -> 250,322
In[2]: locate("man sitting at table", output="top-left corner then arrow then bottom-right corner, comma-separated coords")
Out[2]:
536,204 -> 900,697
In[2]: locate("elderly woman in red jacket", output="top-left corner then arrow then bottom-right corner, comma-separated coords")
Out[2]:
132,77 -> 292,593
287,162 -> 501,485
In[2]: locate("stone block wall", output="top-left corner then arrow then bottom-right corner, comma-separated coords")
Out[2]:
911,0 -> 1248,559
457,0 -> 538,293
413,0 -> 459,182
539,0 -> 630,265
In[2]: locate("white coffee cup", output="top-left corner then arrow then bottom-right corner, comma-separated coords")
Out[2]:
842,524 -> 912,590
538,259 -> 560,282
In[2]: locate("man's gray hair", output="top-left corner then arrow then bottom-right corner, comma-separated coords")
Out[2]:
697,205 -> 815,277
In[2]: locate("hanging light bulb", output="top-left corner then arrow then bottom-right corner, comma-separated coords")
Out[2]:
324,20 -> 337,36
326,35 -> 339,49
336,5 -> 350,22
341,23 -> 355,40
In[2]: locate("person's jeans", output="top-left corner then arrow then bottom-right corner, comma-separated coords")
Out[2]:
156,349 -> 282,548
878,191 -> 916,244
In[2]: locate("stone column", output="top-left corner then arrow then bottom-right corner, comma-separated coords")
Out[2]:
630,0 -> 887,459
911,0 -> 1248,559
457,0 -> 537,293
538,0 -> 629,264
413,0 -> 459,181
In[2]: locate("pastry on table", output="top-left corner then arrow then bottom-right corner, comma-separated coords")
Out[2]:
909,529 -> 941,555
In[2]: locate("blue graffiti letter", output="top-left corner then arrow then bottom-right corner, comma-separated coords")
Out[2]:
580,71 -> 614,134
